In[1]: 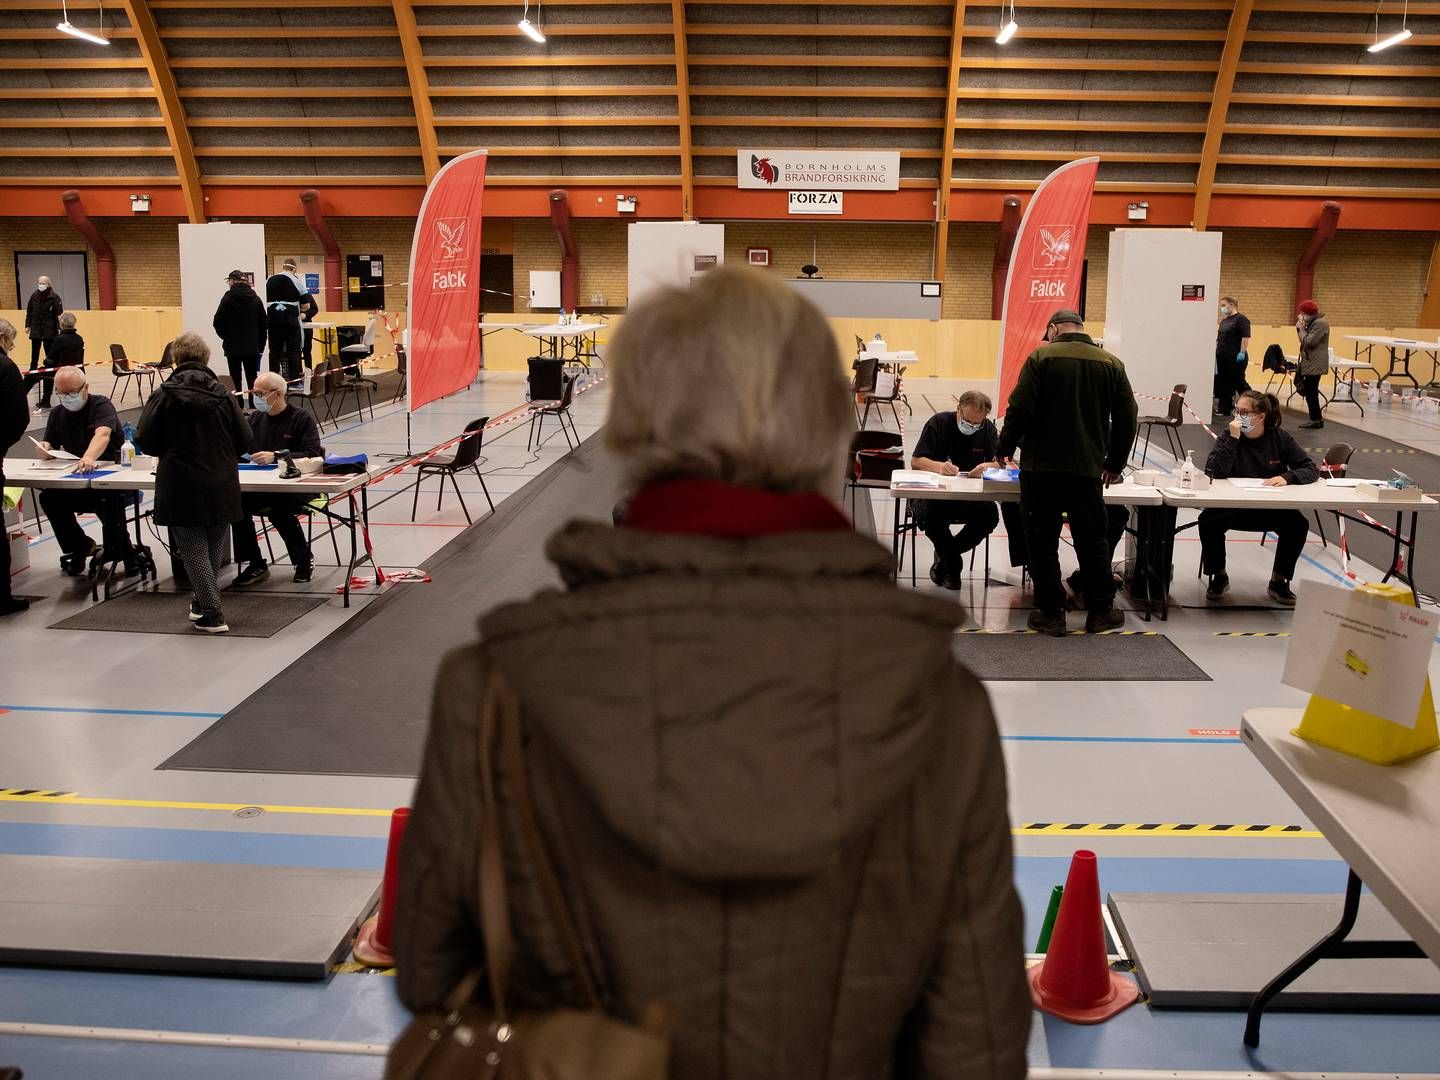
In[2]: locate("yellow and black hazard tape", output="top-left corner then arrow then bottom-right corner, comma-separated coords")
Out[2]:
1213,631 -> 1291,637
1305,446 -> 1418,455
332,961 -> 396,977
0,788 -> 75,799
1015,822 -> 1321,838
958,629 -> 1157,636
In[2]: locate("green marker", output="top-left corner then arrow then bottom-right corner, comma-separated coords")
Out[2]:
1035,885 -> 1064,953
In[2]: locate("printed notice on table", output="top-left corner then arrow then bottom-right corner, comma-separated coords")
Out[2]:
1282,582 -> 1437,728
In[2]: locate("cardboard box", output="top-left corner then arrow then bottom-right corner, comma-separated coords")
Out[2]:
7,529 -> 29,577
1356,482 -> 1426,503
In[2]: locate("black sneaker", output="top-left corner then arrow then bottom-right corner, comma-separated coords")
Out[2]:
292,562 -> 313,584
0,596 -> 30,617
59,538 -> 97,576
929,558 -> 945,588
942,552 -> 962,590
233,562 -> 270,587
1206,572 -> 1230,601
188,600 -> 202,622
1267,579 -> 1297,607
193,613 -> 229,634
1298,421 -> 1324,430
1085,607 -> 1125,634
1027,609 -> 1067,637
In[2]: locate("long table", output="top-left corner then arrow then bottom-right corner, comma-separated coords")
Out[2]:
481,321 -> 604,369
3,460 -> 377,607
1345,335 -> 1440,390
1240,707 -> 1439,1046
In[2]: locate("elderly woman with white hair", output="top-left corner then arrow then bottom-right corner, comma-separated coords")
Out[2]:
393,268 -> 1030,1077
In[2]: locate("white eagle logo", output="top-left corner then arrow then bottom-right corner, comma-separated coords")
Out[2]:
437,218 -> 466,261
1037,227 -> 1071,269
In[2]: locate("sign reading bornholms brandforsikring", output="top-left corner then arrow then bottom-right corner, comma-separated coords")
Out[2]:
738,150 -> 900,191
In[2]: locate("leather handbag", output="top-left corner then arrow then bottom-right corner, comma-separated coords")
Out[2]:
384,673 -> 671,1080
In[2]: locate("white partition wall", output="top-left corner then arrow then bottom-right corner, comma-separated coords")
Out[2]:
626,221 -> 725,305
179,222 -> 266,370
1103,228 -> 1222,409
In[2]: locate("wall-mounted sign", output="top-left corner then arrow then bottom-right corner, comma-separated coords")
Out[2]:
693,254 -> 718,271
1181,284 -> 1206,302
740,150 -> 899,191
746,247 -> 771,267
788,190 -> 844,215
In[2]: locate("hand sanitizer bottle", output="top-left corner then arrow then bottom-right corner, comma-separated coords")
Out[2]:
120,422 -> 136,468
1179,450 -> 1198,490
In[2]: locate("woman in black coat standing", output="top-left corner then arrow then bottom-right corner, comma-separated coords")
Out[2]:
136,332 -> 251,634
23,275 -> 64,398
213,270 -> 267,408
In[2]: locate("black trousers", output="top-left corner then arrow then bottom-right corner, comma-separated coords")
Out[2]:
914,499 -> 999,568
226,351 -> 260,406
1199,507 -> 1309,582
38,489 -> 134,560
232,493 -> 311,568
1213,355 -> 1250,413
26,337 -> 54,406
1297,373 -> 1324,422
1019,471 -> 1115,615
0,468 -> 12,600
302,326 -> 314,368
269,321 -> 303,382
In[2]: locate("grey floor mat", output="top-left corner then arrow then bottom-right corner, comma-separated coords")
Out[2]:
162,431 -> 622,777
953,630 -> 1210,681
50,590 -> 326,638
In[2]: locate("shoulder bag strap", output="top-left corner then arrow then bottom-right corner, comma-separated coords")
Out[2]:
492,671 -> 603,1010
476,674 -> 514,1019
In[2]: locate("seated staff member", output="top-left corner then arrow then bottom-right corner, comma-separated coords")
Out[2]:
1202,389 -> 1319,607
35,366 -> 136,575
909,390 -> 1001,589
232,371 -> 323,586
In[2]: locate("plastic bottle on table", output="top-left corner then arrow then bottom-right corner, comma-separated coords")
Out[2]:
1179,450 -> 1198,490
120,422 -> 136,468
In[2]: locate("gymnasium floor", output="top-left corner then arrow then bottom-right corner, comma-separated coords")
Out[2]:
2,370 -> 1438,1078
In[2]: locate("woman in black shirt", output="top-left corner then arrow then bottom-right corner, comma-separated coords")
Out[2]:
1201,390 -> 1319,607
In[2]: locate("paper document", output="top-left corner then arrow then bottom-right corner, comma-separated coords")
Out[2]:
1228,477 -> 1273,489
891,469 -> 941,489
1282,582 -> 1438,729
29,437 -> 76,460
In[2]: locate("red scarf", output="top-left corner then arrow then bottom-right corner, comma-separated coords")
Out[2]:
624,478 -> 850,539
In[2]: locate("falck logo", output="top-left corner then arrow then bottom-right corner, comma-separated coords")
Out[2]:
1034,226 -> 1072,270
751,155 -> 778,185
436,217 -> 467,262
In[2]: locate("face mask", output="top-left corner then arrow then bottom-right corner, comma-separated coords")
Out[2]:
37,284 -> 49,292
1219,306 -> 1230,317
957,419 -> 980,436
59,392 -> 85,412
1237,414 -> 1254,434
252,394 -> 272,414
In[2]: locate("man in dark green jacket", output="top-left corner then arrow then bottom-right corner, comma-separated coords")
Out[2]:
996,309 -> 1138,636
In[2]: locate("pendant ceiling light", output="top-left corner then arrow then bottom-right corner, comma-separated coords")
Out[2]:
1367,0 -> 1412,52
57,0 -> 111,46
518,0 -> 547,44
996,0 -> 1019,45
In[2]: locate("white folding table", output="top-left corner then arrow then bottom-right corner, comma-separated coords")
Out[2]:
1345,335 -> 1440,391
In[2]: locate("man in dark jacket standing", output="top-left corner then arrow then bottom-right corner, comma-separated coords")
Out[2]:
265,262 -> 306,383
136,333 -> 251,634
1294,298 -> 1330,430
213,270 -> 267,409
24,275 -> 64,402
0,319 -> 32,615
997,309 -> 1139,636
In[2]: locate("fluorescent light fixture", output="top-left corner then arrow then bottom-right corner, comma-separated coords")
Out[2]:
57,0 -> 109,46
996,19 -> 1018,44
517,17 -> 546,43
1367,26 -> 1412,51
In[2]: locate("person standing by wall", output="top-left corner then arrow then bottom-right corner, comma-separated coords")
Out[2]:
996,309 -> 1138,636
1214,294 -> 1251,416
23,275 -> 63,411
1294,298 -> 1330,431
0,319 -> 31,616
213,270 -> 267,409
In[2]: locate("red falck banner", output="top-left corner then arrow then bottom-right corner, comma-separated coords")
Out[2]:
995,156 -> 1100,414
407,150 -> 487,412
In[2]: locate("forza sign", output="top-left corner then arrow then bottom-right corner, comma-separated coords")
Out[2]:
788,191 -> 843,215
739,150 -> 900,191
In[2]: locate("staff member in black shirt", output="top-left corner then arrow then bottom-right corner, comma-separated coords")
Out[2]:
265,262 -> 306,383
35,367 -> 136,575
910,390 -> 1002,589
1214,295 -> 1252,415
232,371 -> 324,586
1202,389 -> 1319,607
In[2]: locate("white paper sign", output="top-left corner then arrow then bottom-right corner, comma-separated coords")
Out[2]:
788,190 -> 844,215
1282,582 -> 1438,728
738,150 -> 900,191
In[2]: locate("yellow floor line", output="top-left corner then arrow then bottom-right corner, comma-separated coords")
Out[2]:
0,791 -> 393,817
1016,822 -> 1323,838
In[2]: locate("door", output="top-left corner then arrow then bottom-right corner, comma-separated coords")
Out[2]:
15,252 -> 90,310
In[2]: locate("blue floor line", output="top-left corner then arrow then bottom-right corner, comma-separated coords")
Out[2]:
0,704 -> 224,718
0,822 -> 387,870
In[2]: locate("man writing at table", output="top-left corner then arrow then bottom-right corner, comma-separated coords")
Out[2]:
909,390 -> 1002,590
35,366 -> 137,577
232,371 -> 323,586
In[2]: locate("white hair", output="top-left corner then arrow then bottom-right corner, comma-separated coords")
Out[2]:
605,267 -> 851,494
0,318 -> 15,349
254,371 -> 287,393
58,312 -> 77,331
171,332 -> 210,367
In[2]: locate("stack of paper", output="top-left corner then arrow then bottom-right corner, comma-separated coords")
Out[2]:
891,469 -> 941,489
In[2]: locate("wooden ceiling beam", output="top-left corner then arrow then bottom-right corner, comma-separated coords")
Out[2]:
1220,154 -> 1440,169
1193,0 -> 1252,232
1212,183 -> 1440,198
688,24 -> 955,37
428,86 -> 679,97
425,55 -> 677,67
960,27 -> 1226,40
177,87 -> 414,98
1226,123 -> 1440,139
693,86 -> 949,99
935,0 -> 965,280
119,0 -> 204,223
189,117 -> 419,128
196,146 -> 421,157
0,88 -> 155,99
160,27 -> 395,37
168,57 -> 406,68
962,57 -> 1220,72
691,115 -> 942,128
958,118 -> 1207,133
671,0 -> 695,220
391,0 -> 440,182
6,58 -> 147,69
433,115 -> 680,127
1237,62 -> 1440,78
955,149 -> 1201,163
689,55 -> 949,68
692,146 -> 941,158
955,88 -> 1210,101
439,146 -> 682,156
418,24 -> 674,36
1232,92 -> 1440,107
5,147 -> 173,157
1246,30 -> 1440,44
0,117 -> 165,128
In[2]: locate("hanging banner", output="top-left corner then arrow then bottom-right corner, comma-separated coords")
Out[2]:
995,157 -> 1099,415
407,150 -> 487,413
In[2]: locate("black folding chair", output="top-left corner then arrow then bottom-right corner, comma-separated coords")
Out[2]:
528,374 -> 579,452
411,417 -> 494,524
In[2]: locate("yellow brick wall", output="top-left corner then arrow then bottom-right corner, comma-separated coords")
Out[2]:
512,219 -> 630,312
722,220 -> 935,286
1,220 -> 106,309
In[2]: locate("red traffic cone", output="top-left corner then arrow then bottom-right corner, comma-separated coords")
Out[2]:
354,807 -> 410,967
1027,850 -> 1138,1023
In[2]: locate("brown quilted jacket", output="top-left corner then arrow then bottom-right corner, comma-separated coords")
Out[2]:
394,520 -> 1030,1079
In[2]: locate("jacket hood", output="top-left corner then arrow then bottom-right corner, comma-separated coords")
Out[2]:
160,362 -> 235,412
479,520 -> 965,885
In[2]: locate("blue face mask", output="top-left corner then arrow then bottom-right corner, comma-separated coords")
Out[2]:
59,392 -> 85,412
957,418 -> 980,436
1237,413 -> 1254,434
252,394 -> 272,414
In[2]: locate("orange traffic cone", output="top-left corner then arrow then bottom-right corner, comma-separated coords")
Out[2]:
354,807 -> 410,967
1027,849 -> 1139,1023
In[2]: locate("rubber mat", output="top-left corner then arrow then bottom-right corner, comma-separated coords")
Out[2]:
162,431 -> 622,777
953,631 -> 1210,681
50,590 -> 326,638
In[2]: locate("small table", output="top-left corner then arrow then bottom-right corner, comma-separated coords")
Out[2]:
522,322 -> 605,368
1240,708 -> 1439,1045
1345,335 -> 1440,391
305,321 -> 338,371
1327,358 -> 1371,417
